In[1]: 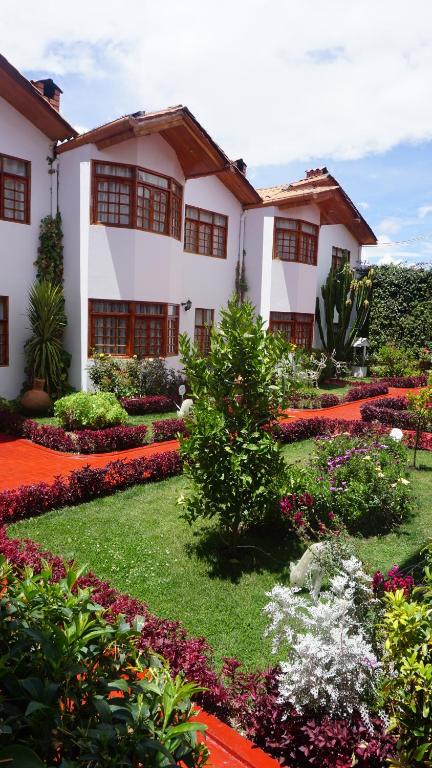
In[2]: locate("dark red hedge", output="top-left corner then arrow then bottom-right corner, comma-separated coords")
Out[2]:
152,418 -> 188,442
343,382 -> 388,402
380,374 -> 427,388
120,395 -> 174,414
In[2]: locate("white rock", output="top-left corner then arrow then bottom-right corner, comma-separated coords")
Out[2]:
290,542 -> 329,597
178,398 -> 193,419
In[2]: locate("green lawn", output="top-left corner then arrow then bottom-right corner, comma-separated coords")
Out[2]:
9,440 -> 432,670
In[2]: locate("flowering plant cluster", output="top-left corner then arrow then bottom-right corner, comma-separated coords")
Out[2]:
88,354 -> 186,400
279,490 -> 337,539
372,565 -> 414,598
264,553 -> 380,720
0,528 -> 395,767
120,394 -> 174,414
0,410 -> 148,453
0,450 -> 182,524
152,418 -> 189,442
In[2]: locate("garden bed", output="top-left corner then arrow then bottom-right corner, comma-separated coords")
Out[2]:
287,382 -> 388,410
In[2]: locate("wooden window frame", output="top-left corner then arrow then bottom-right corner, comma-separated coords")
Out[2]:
332,246 -> 350,270
273,217 -> 318,265
269,311 -> 314,349
0,296 -> 9,366
194,308 -> 214,355
0,153 -> 31,225
184,205 -> 228,259
91,161 -> 183,240
88,299 -> 180,358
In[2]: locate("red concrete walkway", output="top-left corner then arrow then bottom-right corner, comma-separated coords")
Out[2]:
0,387 -> 422,492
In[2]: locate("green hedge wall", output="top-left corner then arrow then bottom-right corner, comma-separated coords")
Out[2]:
368,264 -> 432,352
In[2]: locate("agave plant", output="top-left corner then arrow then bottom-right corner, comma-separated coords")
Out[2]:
24,280 -> 68,394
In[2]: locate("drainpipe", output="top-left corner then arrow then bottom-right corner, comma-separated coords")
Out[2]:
238,210 -> 246,300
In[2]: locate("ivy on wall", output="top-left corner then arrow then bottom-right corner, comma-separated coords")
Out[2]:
368,264 -> 432,352
34,212 -> 64,285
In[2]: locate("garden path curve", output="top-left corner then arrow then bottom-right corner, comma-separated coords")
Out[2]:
0,387 -> 422,493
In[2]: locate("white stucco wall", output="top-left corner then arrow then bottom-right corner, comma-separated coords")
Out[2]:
0,95 -> 53,398
60,135 -> 244,388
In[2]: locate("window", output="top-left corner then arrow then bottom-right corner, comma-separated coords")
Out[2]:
89,300 -> 180,357
332,246 -> 350,270
92,162 -> 183,239
273,218 -> 318,265
269,311 -> 314,348
0,154 -> 30,224
194,308 -> 214,355
184,205 -> 227,258
0,297 -> 8,366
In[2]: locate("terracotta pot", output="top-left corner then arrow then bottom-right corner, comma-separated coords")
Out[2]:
21,378 -> 52,414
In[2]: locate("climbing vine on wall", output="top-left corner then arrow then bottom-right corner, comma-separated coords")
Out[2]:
34,212 -> 64,284
368,264 -> 432,353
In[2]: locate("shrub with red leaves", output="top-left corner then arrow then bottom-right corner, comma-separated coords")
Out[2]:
343,383 -> 389,402
380,374 -> 427,388
360,398 -> 417,429
372,565 -> 414,598
272,417 -> 386,444
152,418 -> 189,442
0,450 -> 182,525
121,395 -> 174,415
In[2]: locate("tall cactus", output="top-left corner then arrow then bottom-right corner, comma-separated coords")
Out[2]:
315,263 -> 374,360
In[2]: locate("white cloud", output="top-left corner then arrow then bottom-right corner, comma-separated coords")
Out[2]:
3,1 -> 432,165
418,204 -> 432,218
358,201 -> 369,210
376,218 -> 403,235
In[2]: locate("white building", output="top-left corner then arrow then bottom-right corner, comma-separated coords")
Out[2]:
0,54 -> 376,398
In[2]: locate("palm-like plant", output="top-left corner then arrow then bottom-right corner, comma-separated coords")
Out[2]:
25,281 -> 67,394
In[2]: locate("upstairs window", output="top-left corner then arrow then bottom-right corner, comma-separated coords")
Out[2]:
184,205 -> 228,258
269,311 -> 314,348
89,299 -> 180,357
0,154 -> 30,224
332,246 -> 350,270
273,218 -> 318,265
92,162 -> 183,239
0,297 -> 8,365
194,308 -> 214,355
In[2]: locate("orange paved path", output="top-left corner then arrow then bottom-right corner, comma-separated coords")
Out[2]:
0,387 -> 420,493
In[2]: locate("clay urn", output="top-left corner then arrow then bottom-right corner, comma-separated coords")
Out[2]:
21,378 -> 52,414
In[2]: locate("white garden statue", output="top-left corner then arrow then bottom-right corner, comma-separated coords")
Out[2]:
177,398 -> 193,419
289,541 -> 329,597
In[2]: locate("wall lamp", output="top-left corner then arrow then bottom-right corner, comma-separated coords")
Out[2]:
181,299 -> 192,311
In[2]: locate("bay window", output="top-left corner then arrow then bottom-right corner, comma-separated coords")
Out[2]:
273,218 -> 318,265
269,311 -> 314,348
332,246 -> 350,270
0,154 -> 30,224
92,162 -> 182,239
89,299 -> 180,357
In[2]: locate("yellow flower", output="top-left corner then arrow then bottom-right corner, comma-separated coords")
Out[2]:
377,471 -> 385,478
362,455 -> 372,461
398,478 -> 410,485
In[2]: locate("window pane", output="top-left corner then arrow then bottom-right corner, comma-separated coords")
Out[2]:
198,223 -> 212,255
96,180 -> 130,226
276,218 -> 297,230
95,163 -> 132,177
186,205 -> 199,220
184,219 -> 198,252
301,221 -> 318,234
275,230 -> 297,260
3,177 -> 26,221
137,169 -> 169,189
3,157 -> 27,176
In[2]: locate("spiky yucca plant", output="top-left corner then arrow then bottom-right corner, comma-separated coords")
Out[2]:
315,263 -> 374,360
24,281 -> 67,395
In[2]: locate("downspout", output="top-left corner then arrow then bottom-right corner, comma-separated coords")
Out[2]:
237,210 -> 246,301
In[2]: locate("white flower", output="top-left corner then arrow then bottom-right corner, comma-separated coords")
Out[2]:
398,477 -> 410,485
389,428 -> 404,442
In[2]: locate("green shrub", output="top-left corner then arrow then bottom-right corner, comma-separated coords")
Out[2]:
381,550 -> 432,767
88,355 -> 185,400
0,559 -> 207,767
54,391 -> 128,430
370,344 -> 420,378
179,296 -> 293,540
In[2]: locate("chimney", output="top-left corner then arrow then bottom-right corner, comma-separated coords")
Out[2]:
31,78 -> 63,112
305,167 -> 328,179
234,158 -> 247,175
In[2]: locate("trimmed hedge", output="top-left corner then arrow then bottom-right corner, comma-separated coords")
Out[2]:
343,382 -> 388,401
380,374 -> 428,388
288,383 -> 388,410
152,418 -> 188,442
0,450 -> 182,525
272,416 -> 387,443
121,395 -> 174,414
0,411 -> 148,454
360,397 -> 418,429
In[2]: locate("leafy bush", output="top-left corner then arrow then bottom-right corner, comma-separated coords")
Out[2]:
121,395 -> 174,414
370,344 -> 420,378
153,418 -> 188,442
24,280 -> 69,396
265,551 -> 380,719
343,382 -> 388,401
0,559 -> 207,767
368,263 -> 432,353
179,297 -> 293,540
381,374 -> 428,387
88,355 -> 185,400
360,398 -> 418,429
54,391 -> 128,429
381,551 -> 432,767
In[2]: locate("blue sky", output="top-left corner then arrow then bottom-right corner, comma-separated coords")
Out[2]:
4,0 -> 432,266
